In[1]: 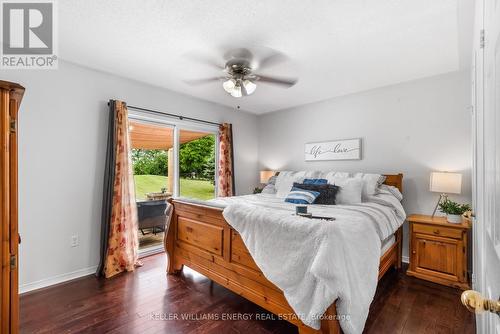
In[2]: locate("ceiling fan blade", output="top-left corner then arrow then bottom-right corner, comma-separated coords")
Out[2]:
184,77 -> 224,85
258,52 -> 289,70
224,48 -> 253,62
183,52 -> 225,71
256,75 -> 297,88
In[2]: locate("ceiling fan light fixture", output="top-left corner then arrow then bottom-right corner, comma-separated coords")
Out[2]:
223,78 -> 245,98
230,84 -> 242,98
223,78 -> 236,93
243,79 -> 257,95
184,48 -> 297,99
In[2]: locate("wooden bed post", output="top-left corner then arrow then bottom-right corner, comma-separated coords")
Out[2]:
164,198 -> 183,275
320,304 -> 342,334
396,227 -> 403,270
295,304 -> 341,334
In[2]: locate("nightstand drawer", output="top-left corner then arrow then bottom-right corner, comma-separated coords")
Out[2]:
413,223 -> 463,239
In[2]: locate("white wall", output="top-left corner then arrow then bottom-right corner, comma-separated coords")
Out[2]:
1,61 -> 259,291
1,64 -> 472,290
258,71 -> 473,259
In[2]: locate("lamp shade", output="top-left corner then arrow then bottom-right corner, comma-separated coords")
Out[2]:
260,170 -> 275,184
429,172 -> 462,194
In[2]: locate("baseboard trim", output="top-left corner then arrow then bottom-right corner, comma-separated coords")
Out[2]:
139,245 -> 164,258
18,254 -> 410,294
19,265 -> 98,294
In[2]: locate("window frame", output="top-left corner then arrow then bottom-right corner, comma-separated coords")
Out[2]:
128,109 -> 220,198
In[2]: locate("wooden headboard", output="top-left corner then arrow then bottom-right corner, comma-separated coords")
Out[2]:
383,173 -> 403,192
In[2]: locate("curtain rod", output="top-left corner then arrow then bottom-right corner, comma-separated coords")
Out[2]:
125,104 -> 222,127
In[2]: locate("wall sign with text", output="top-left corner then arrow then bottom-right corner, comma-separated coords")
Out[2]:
305,138 -> 362,161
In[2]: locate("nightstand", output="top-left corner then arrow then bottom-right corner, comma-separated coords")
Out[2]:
406,214 -> 471,289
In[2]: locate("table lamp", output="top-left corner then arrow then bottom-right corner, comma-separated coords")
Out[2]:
260,170 -> 275,184
429,171 -> 462,217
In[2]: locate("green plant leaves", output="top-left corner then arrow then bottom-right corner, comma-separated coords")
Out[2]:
438,199 -> 472,215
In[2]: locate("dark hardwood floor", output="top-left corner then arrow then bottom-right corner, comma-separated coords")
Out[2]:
20,254 -> 475,334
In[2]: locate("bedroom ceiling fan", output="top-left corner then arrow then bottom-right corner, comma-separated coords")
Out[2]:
183,47 -> 298,98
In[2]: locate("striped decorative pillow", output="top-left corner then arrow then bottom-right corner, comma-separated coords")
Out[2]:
293,182 -> 339,205
284,187 -> 320,204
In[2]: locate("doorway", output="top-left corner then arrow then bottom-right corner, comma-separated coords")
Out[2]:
128,114 -> 218,255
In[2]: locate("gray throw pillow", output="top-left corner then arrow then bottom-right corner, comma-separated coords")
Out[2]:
261,184 -> 277,194
267,175 -> 277,185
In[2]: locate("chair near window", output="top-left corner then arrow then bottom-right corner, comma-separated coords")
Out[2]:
136,200 -> 168,235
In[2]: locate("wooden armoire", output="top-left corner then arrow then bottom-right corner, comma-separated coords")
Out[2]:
0,80 -> 24,334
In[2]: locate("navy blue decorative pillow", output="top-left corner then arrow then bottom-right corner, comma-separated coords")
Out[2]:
303,178 -> 328,185
284,187 -> 320,204
293,182 -> 339,205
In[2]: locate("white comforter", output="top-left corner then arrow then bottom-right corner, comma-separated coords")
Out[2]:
200,191 -> 405,333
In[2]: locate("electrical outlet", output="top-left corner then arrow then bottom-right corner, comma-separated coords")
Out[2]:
70,235 -> 79,247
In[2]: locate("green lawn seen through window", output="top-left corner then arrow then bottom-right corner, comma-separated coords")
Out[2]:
134,175 -> 215,201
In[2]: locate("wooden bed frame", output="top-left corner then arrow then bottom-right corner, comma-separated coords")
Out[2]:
164,174 -> 403,334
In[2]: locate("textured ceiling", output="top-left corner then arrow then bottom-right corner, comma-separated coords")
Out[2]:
59,0 -> 473,114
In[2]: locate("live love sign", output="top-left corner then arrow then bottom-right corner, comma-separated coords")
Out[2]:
305,138 -> 362,161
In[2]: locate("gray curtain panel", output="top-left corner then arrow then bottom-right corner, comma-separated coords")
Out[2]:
96,100 -> 117,277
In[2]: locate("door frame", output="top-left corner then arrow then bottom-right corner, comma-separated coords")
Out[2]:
472,1 -> 486,332
472,0 -> 500,332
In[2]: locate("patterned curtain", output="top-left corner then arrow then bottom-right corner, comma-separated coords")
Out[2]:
217,123 -> 235,197
97,100 -> 141,278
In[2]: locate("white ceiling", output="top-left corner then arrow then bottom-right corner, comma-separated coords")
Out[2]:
59,0 -> 474,114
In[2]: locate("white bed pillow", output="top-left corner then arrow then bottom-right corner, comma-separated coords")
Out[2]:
275,171 -> 306,198
322,171 -> 351,184
332,177 -> 363,204
300,170 -> 322,179
354,173 -> 386,199
378,184 -> 403,201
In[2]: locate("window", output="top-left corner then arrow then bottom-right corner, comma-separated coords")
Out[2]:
127,113 -> 218,253
179,129 -> 217,200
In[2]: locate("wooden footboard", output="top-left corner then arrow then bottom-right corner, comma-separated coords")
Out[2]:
164,174 -> 403,334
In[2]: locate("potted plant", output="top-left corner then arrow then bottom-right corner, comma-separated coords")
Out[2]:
438,199 -> 471,224
253,187 -> 263,194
